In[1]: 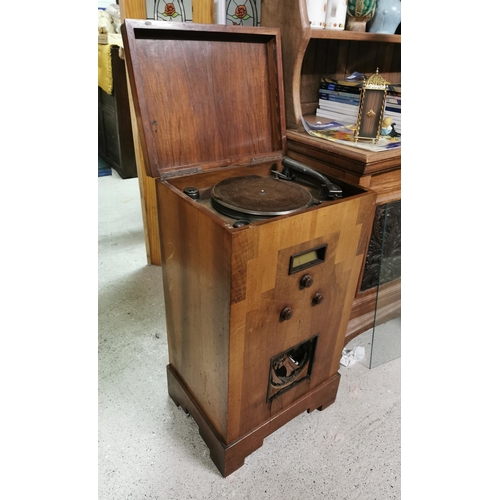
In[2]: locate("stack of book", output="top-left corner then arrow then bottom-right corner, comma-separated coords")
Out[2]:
384,84 -> 401,134
316,75 -> 363,125
315,74 -> 402,133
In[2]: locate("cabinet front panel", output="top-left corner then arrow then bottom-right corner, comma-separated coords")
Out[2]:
227,193 -> 375,441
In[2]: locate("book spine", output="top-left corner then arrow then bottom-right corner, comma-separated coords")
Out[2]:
320,96 -> 400,112
319,94 -> 360,105
384,109 -> 401,118
319,101 -> 359,112
316,109 -> 337,119
385,105 -> 401,113
320,82 -> 362,94
319,88 -> 361,100
385,97 -> 401,105
316,109 -> 357,124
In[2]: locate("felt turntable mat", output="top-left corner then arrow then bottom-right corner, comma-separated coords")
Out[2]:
211,175 -> 312,215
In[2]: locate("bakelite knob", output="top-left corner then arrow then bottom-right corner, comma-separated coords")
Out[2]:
183,187 -> 200,200
300,274 -> 314,288
312,293 -> 324,305
280,307 -> 293,321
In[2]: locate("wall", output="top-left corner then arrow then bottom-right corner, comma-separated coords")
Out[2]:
98,1 -> 261,24
98,1 -> 114,9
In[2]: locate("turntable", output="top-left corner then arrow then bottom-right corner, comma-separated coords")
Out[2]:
122,20 -> 377,477
184,156 -> 343,226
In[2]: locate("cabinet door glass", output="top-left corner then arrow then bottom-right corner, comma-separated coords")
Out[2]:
369,201 -> 401,369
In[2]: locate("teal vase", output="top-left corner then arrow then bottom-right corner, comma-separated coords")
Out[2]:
346,0 -> 378,31
368,0 -> 401,34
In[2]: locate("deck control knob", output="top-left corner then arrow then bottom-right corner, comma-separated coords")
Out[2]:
280,307 -> 293,321
233,219 -> 251,228
312,293 -> 324,305
183,187 -> 200,200
300,274 -> 313,288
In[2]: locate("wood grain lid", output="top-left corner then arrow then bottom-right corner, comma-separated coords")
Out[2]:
122,20 -> 287,179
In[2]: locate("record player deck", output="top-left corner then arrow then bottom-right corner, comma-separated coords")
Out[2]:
122,20 -> 377,477
183,156 -> 343,225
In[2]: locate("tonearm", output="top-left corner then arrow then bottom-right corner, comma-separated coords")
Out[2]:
273,156 -> 343,199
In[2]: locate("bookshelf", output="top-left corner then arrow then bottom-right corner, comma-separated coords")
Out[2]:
260,0 -> 400,132
261,0 -> 401,343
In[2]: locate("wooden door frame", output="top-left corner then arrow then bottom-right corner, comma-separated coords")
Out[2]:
119,0 -> 214,265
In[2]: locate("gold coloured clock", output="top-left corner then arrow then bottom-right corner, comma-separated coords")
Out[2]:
354,68 -> 389,143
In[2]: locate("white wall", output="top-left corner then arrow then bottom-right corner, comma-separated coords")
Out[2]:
98,1 -> 115,9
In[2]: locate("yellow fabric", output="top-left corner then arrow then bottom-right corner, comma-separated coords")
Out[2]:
98,43 -> 113,95
97,34 -> 123,95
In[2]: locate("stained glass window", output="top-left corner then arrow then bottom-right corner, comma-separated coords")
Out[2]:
226,0 -> 259,26
154,0 -> 187,22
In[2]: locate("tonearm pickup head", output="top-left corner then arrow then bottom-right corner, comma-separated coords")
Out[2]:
280,157 -> 343,199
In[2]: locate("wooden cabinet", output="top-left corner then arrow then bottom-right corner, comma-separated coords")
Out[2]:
260,0 -> 401,343
98,45 -> 138,179
122,19 -> 377,476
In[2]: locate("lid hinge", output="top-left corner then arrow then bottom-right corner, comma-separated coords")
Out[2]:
160,166 -> 203,180
250,154 -> 283,165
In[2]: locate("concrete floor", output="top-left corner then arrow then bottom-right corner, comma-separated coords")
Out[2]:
98,168 -> 401,499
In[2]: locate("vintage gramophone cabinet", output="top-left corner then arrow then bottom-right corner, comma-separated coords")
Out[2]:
122,20 -> 376,477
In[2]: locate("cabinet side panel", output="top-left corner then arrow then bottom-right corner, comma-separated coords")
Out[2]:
156,181 -> 230,438
261,0 -> 310,129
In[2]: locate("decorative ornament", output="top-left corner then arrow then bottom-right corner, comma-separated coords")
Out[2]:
354,68 -> 389,143
346,0 -> 378,32
325,0 -> 348,31
368,0 -> 401,34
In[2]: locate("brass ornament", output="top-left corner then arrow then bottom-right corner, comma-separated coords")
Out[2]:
354,68 -> 389,143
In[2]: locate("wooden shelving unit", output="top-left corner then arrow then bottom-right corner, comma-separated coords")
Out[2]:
261,0 -> 401,343
310,29 -> 400,42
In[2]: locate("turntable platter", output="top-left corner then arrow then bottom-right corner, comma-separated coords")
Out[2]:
211,175 -> 313,220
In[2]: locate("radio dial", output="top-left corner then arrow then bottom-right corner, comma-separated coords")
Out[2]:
300,274 -> 314,288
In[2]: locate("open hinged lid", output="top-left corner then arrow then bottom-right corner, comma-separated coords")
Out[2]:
121,20 -> 287,179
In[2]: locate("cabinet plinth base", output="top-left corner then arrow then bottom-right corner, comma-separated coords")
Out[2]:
167,364 -> 341,477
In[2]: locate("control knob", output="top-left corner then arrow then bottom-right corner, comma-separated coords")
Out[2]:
300,274 -> 313,288
280,307 -> 293,321
312,293 -> 324,305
